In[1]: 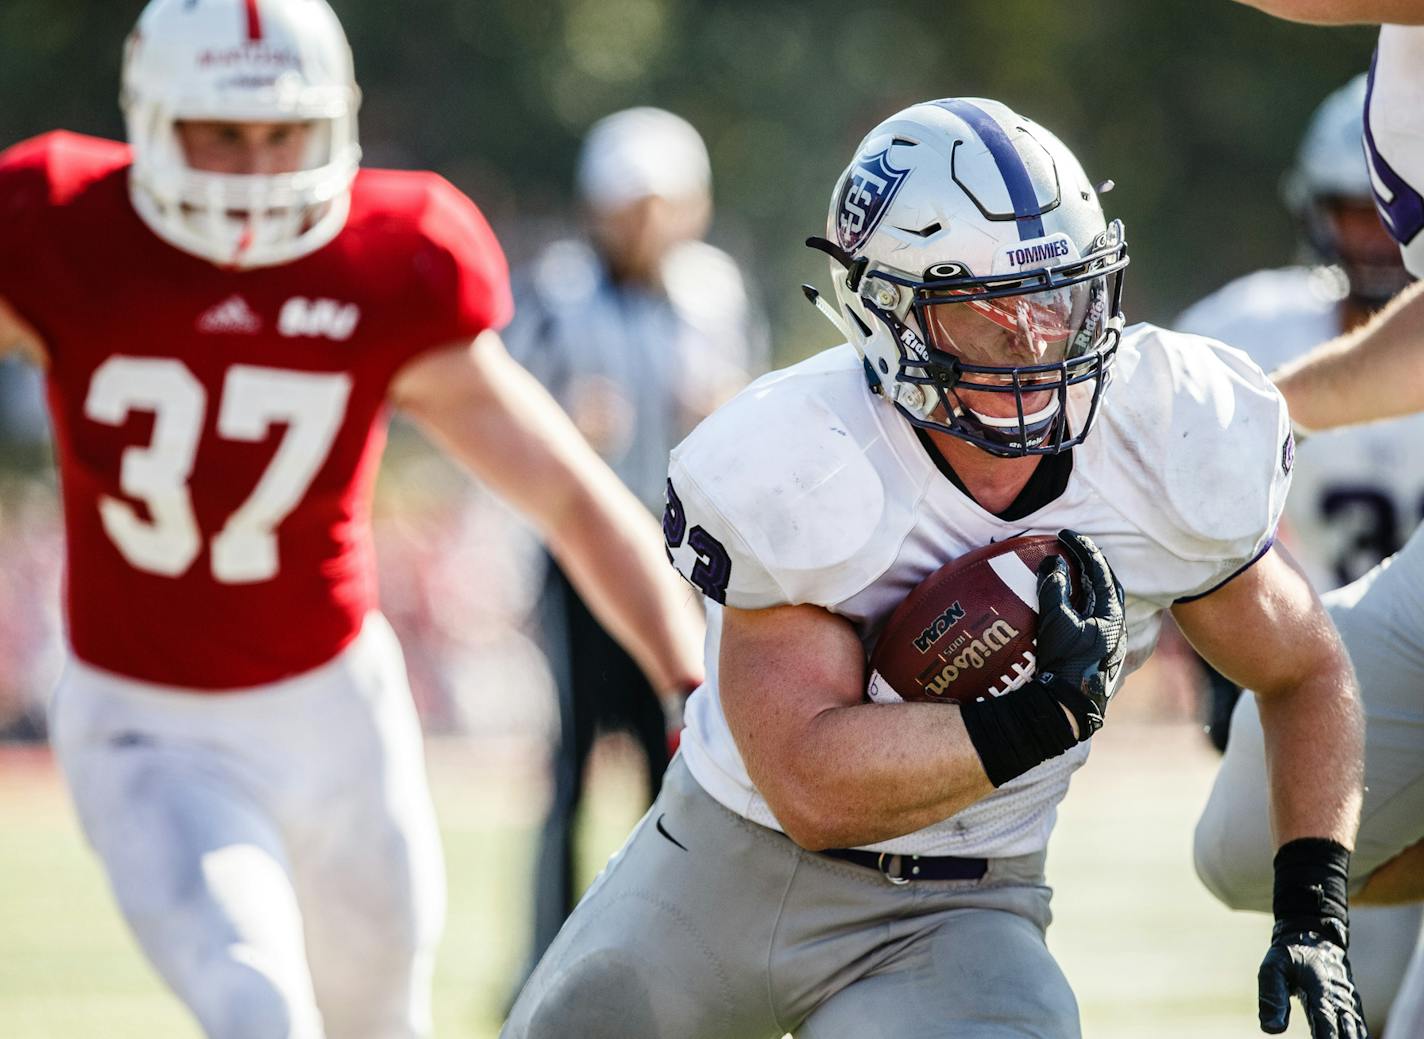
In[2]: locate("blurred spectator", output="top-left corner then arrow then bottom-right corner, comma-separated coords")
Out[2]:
1174,73 -> 1421,1037
0,476 -> 63,740
504,106 -> 767,982
0,358 -> 47,446
0,327 -> 56,741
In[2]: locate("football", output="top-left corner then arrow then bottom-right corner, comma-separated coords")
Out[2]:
866,534 -> 1082,705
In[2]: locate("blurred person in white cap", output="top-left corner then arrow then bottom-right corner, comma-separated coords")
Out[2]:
504,105 -> 767,987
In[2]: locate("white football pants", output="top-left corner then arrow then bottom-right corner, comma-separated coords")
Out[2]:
49,613 -> 445,1039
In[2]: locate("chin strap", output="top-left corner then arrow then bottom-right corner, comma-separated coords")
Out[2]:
801,284 -> 853,342
803,237 -> 909,403
805,234 -> 853,268
806,235 -> 869,290
802,282 -> 889,397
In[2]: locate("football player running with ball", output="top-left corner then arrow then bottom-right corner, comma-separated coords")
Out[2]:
0,1 -> 704,1036
503,99 -> 1367,1038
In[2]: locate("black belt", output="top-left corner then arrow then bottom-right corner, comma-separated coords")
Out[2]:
820,848 -> 988,885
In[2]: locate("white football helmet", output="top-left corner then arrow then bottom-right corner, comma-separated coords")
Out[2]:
1287,74 -> 1372,205
1286,74 -> 1408,303
122,0 -> 361,268
807,98 -> 1128,457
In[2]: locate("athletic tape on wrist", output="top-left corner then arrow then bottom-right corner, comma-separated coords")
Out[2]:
961,677 -> 1079,788
1272,837 -> 1351,940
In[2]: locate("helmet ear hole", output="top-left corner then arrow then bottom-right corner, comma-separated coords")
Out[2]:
894,383 -> 928,412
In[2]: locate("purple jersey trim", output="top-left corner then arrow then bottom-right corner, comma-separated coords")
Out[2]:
1173,535 -> 1276,605
1364,47 -> 1424,248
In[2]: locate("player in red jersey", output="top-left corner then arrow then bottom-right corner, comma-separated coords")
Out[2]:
0,1 -> 704,1036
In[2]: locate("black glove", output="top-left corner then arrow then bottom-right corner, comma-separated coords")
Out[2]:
1259,838 -> 1368,1039
961,530 -> 1127,787
1032,529 -> 1127,740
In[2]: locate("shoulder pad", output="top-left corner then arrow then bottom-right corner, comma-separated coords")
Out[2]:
1089,323 -> 1291,601
344,171 -> 512,369
1371,26 -> 1424,278
0,133 -> 130,332
0,132 -> 128,205
416,175 -> 513,334
665,346 -> 920,610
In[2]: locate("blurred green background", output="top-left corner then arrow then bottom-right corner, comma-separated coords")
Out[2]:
0,0 -> 1380,360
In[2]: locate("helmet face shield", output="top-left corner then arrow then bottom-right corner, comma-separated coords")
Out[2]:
923,279 -> 1099,367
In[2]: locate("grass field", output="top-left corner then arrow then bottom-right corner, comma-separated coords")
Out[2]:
0,719 -> 1312,1038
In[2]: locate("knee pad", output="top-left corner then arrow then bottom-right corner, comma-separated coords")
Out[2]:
512,951 -> 668,1039
1192,812 -> 1232,905
1193,810 -> 1269,913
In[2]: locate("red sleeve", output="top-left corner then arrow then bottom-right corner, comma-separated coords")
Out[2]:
0,132 -> 130,360
0,135 -> 54,311
415,175 -> 514,345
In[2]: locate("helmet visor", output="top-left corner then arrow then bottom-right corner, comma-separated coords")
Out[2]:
921,276 -> 1109,371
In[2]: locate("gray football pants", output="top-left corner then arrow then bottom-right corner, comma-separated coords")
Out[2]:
503,757 -> 1079,1039
1195,527 -> 1424,1034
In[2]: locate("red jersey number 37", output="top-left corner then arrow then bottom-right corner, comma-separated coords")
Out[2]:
84,357 -> 351,584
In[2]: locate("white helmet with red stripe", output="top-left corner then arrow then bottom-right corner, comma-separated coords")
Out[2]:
122,0 -> 361,268
809,98 -> 1129,457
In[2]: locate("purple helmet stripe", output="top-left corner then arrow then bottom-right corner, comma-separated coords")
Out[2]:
932,99 -> 1046,241
1364,48 -> 1424,247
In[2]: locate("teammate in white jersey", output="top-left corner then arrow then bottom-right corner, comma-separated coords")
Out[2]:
1194,12 -> 1424,1039
1182,73 -> 1423,1037
1180,75 -> 1416,592
503,98 -> 1366,1039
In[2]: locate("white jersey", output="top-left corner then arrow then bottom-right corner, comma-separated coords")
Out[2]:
1367,24 -> 1424,277
1178,267 -> 1424,589
665,324 -> 1291,859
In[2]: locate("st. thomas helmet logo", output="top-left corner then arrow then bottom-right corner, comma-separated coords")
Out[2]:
836,147 -> 910,254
